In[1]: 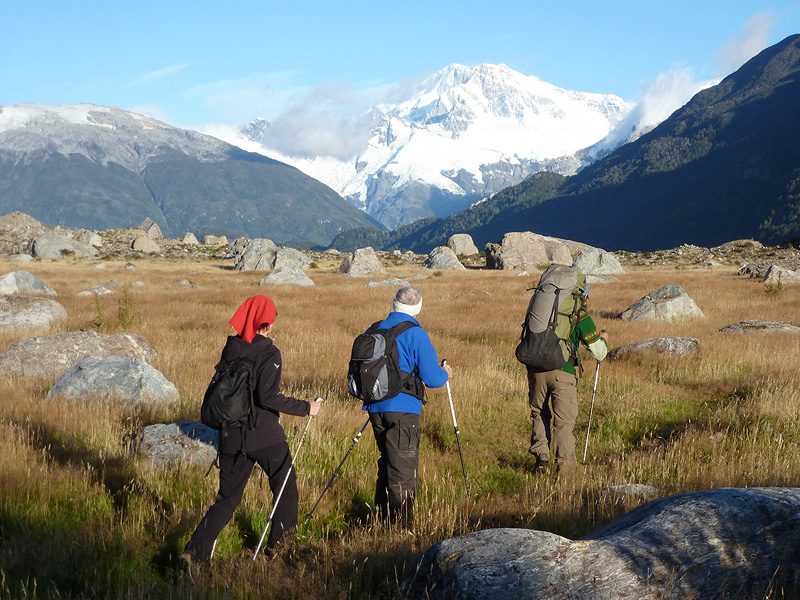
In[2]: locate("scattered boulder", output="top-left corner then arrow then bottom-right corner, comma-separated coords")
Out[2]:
446,234 -> 479,257
485,232 -> 572,271
202,234 -> 228,246
339,247 -> 386,277
137,422 -> 218,468
719,320 -> 800,334
77,287 -> 113,297
10,254 -> 35,263
403,487 -> 800,600
573,247 -> 625,275
617,285 -> 704,321
0,271 -> 57,296
273,247 -> 313,270
131,235 -> 160,253
258,265 -> 314,286
234,238 -> 278,271
763,264 -> 800,285
46,357 -> 179,407
138,218 -> 164,240
0,331 -> 156,379
609,337 -> 699,359
366,277 -> 410,288
222,237 -> 251,260
27,234 -> 98,259
423,246 -> 466,270
77,231 -> 103,247
182,232 -> 199,245
0,296 -> 67,331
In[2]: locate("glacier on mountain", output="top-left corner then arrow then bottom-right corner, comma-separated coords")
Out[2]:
243,64 -> 634,229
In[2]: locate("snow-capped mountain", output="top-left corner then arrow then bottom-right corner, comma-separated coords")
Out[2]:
243,64 -> 634,229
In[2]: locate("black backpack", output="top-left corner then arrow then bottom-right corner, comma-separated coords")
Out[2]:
201,356 -> 258,444
347,321 -> 425,403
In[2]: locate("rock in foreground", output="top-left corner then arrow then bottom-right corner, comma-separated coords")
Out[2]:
403,488 -> 800,600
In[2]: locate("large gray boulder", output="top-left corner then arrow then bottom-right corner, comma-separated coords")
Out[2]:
719,320 -> 800,334
763,265 -> 800,285
339,247 -> 386,277
617,285 -> 704,321
485,232 -> 572,271
138,217 -> 164,240
137,422 -> 218,468
609,337 -> 699,359
0,296 -> 67,330
573,247 -> 625,275
131,235 -> 160,253
0,331 -> 156,379
222,236 -> 251,260
423,246 -> 466,270
403,488 -> 800,600
446,234 -> 479,257
258,264 -> 314,286
46,357 -> 179,407
182,232 -> 199,245
27,234 -> 98,259
273,247 -> 313,270
0,271 -> 57,296
234,238 -> 278,271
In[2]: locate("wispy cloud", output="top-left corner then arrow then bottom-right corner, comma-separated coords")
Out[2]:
131,63 -> 190,86
714,11 -> 777,75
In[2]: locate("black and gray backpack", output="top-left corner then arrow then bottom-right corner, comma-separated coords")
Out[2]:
515,264 -> 586,372
348,321 -> 425,403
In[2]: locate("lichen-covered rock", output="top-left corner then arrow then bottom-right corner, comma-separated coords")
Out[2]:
0,271 -> 57,296
137,422 -> 218,468
719,320 -> 800,334
339,247 -> 386,277
617,285 -> 704,321
423,246 -> 466,270
403,488 -> 800,600
258,264 -> 314,286
0,330 -> 156,379
446,234 -> 479,256
0,296 -> 67,330
573,247 -> 625,275
609,337 -> 699,359
46,357 -> 179,407
234,238 -> 278,271
27,233 -> 98,259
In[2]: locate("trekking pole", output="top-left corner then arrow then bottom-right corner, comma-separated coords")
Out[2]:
582,362 -> 600,463
442,360 -> 470,497
253,397 -> 324,561
304,416 -> 371,523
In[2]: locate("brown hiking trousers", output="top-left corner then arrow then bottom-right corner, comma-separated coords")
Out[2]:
527,367 -> 578,465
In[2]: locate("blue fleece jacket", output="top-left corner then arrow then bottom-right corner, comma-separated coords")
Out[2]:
363,312 -> 449,415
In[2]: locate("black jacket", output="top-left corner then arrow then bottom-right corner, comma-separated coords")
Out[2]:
217,334 -> 309,454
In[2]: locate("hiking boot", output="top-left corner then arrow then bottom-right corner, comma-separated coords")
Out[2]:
178,553 -> 195,585
533,456 -> 550,475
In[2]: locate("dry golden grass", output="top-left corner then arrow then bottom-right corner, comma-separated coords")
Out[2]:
0,256 -> 799,599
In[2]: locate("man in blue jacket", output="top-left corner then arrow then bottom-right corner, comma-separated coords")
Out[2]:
365,286 -> 451,529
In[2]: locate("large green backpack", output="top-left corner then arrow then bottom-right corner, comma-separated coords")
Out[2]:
515,264 -> 586,372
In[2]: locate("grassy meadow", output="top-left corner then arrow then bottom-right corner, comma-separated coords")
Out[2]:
0,254 -> 799,599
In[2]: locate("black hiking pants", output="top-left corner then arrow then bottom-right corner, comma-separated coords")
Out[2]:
369,411 -> 420,528
184,440 -> 297,561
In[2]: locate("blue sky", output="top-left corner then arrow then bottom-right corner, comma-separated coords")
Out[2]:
1,1 -> 798,132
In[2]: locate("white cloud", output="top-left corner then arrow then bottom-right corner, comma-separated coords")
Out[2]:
131,63 -> 190,86
714,11 -> 777,75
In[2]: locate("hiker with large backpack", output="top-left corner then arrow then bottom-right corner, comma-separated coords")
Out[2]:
515,265 -> 608,474
181,296 -> 321,575
352,286 -> 451,529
